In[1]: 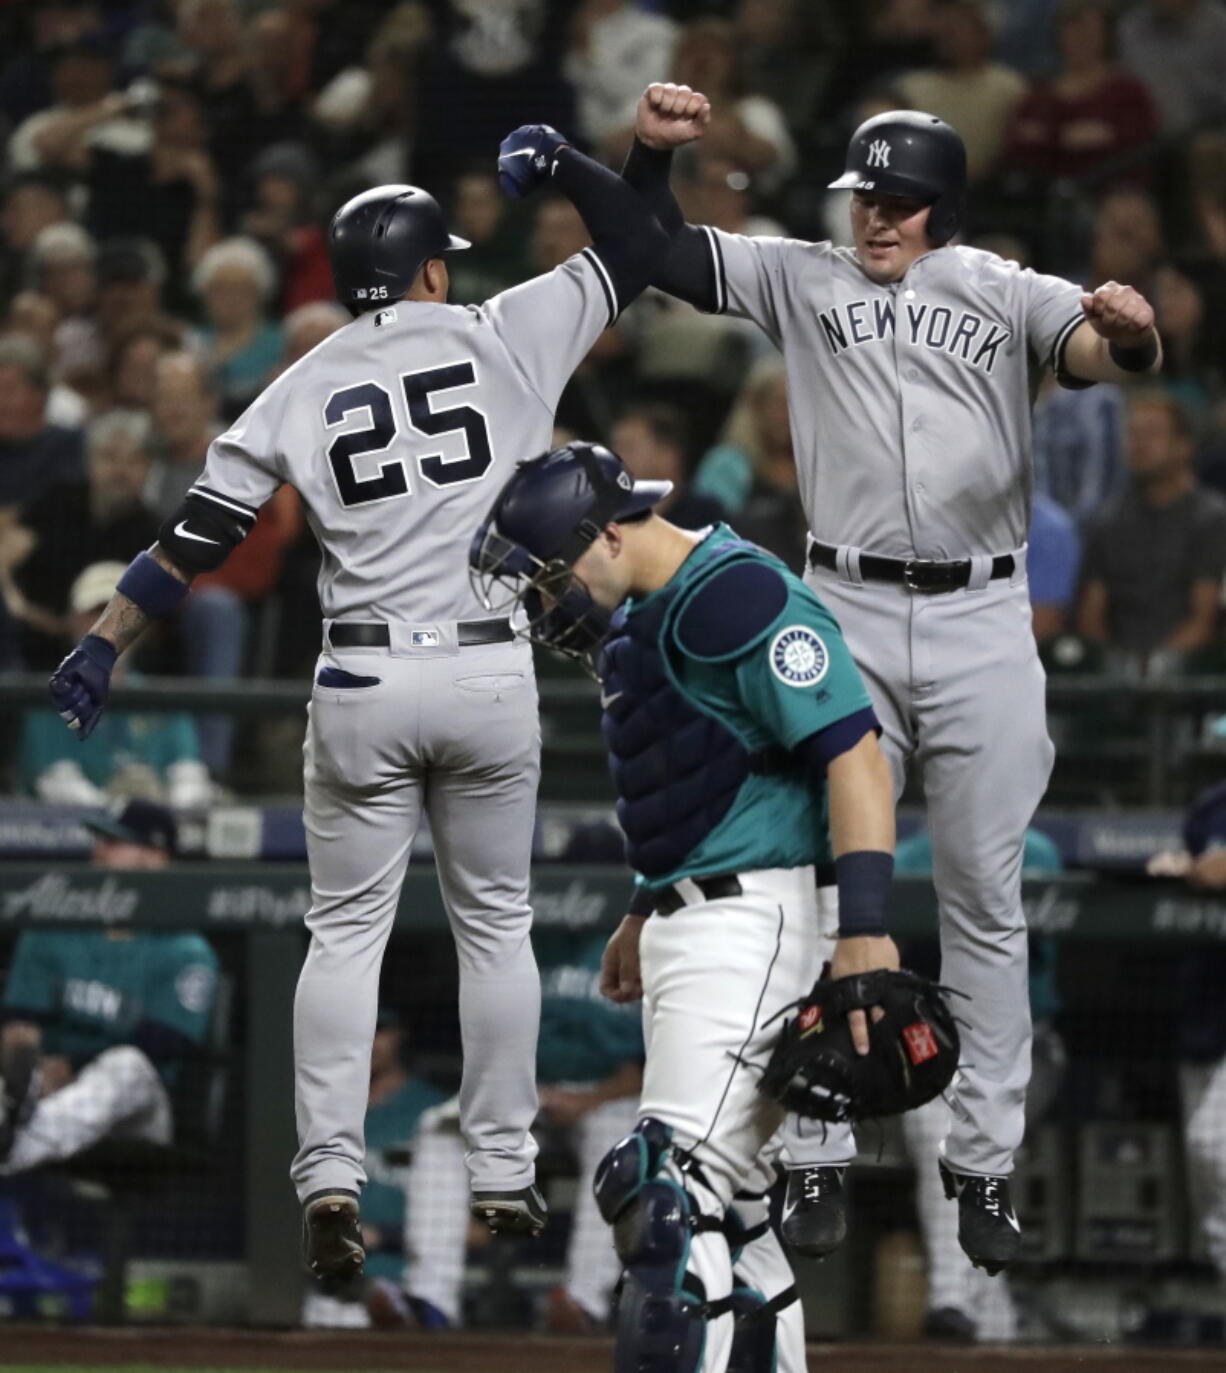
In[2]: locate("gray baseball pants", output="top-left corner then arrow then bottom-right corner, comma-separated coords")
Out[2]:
290,631 -> 541,1203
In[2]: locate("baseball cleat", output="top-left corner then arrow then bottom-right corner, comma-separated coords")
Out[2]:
302,1190 -> 365,1283
939,1160 -> 1021,1275
470,1183 -> 547,1237
922,1305 -> 977,1341
780,1165 -> 848,1259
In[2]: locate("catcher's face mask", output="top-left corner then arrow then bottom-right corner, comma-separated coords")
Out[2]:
469,443 -> 670,674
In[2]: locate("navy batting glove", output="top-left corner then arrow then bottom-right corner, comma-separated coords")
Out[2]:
48,634 -> 117,741
498,125 -> 569,199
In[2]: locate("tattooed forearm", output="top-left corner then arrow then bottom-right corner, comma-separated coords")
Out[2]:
87,545 -> 194,656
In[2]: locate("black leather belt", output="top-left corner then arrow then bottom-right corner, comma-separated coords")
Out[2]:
655,874 -> 743,916
807,541 -> 1014,594
329,618 -> 513,648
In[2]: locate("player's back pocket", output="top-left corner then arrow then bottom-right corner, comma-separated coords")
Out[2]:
316,665 -> 382,689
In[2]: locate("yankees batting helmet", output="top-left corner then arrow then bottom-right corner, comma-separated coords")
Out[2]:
828,110 -> 967,246
470,442 -> 672,667
328,184 -> 469,312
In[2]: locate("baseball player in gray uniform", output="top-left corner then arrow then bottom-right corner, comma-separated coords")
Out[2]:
624,85 -> 1162,1273
46,119 -> 680,1282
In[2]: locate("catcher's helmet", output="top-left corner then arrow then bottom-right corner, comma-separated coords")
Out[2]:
470,442 -> 672,667
828,110 -> 967,246
328,184 -> 469,312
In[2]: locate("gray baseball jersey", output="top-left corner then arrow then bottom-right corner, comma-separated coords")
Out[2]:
191,248 -> 619,621
703,232 -> 1085,559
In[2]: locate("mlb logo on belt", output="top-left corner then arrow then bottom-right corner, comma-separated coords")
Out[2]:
903,1021 -> 939,1065
411,630 -> 440,647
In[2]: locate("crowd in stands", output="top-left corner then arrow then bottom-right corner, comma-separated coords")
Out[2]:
0,0 -> 1223,803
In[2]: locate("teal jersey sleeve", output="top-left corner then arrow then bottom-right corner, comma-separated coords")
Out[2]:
535,933 -> 645,1085
143,712 -> 202,770
732,589 -> 873,750
362,1077 -> 450,1234
3,933 -> 60,1017
143,936 -> 219,1046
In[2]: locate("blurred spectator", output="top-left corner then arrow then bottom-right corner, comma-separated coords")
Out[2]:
443,169 -> 531,306
819,2 -> 936,127
1,291 -> 88,429
29,223 -> 98,391
103,321 -> 184,415
1153,259 -> 1223,412
411,0 -> 575,191
635,19 -> 796,193
240,144 -> 334,313
191,237 -> 283,420
896,0 -> 1028,183
1089,187 -> 1165,294
1146,782 -> 1226,1309
0,173 -> 73,309
1118,0 -> 1226,135
993,0 -> 1063,77
0,1 -> 105,130
1002,0 -> 1158,183
1028,490 -> 1081,646
84,78 -> 222,288
564,0 -> 677,148
145,350 -> 219,520
8,36 -> 149,175
203,6 -> 312,209
1032,375 -> 1128,529
1188,130 -> 1226,260
1076,391 -> 1226,674
693,359 -> 807,569
312,4 -> 432,187
17,562 -> 210,808
369,931 -> 643,1336
279,301 -> 351,371
0,336 -> 83,515
0,799 -> 218,1174
8,410 -> 157,668
732,0 -> 841,137
609,404 -> 724,532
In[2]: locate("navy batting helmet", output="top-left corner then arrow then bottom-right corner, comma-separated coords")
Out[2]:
470,442 -> 671,667
328,184 -> 469,313
828,111 -> 967,246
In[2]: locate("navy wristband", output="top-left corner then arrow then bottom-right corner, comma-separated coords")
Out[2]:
835,850 -> 894,937
1108,335 -> 1159,372
116,550 -> 190,619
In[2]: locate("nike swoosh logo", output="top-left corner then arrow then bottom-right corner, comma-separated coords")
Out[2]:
174,520 -> 220,545
502,148 -> 535,159
599,691 -> 622,709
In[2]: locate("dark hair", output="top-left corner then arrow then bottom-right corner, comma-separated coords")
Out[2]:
2,170 -> 73,204
618,403 -> 692,462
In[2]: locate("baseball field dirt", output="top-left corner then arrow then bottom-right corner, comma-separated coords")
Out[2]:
3,1327 -> 1226,1372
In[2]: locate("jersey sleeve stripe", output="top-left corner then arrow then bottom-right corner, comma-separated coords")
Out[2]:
702,226 -> 727,314
581,246 -> 618,327
188,484 -> 259,523
1049,310 -> 1084,374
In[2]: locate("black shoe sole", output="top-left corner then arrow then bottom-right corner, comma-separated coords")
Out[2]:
304,1196 -> 364,1281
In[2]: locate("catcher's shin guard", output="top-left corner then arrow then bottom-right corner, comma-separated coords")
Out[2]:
594,1118 -> 723,1373
728,1285 -> 777,1373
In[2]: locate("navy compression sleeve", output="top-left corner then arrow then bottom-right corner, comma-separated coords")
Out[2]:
621,138 -> 719,312
551,146 -> 669,312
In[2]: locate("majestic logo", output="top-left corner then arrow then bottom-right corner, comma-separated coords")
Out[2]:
903,1021 -> 940,1065
866,139 -> 891,168
411,629 -> 441,647
769,625 -> 829,688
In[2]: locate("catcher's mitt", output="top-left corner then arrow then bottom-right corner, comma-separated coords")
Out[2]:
757,968 -> 960,1122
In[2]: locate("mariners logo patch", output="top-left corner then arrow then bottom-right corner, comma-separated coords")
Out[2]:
769,625 -> 828,688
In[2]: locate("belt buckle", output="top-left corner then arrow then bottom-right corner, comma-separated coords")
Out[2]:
903,559 -> 958,594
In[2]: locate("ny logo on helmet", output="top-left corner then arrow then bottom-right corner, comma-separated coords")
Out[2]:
867,139 -> 891,168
